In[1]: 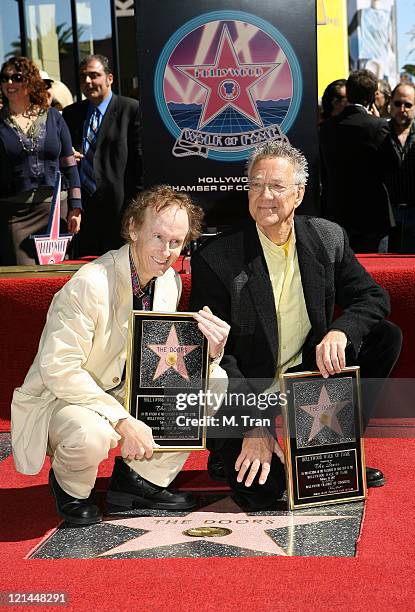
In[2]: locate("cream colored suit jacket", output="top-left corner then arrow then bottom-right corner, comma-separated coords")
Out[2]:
11,244 -> 183,475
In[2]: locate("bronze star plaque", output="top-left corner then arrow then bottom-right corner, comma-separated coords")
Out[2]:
280,367 -> 367,509
125,311 -> 209,451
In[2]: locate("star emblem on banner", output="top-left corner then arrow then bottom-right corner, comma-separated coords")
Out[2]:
175,25 -> 279,128
300,385 -> 349,442
102,497 -> 350,557
148,324 -> 198,381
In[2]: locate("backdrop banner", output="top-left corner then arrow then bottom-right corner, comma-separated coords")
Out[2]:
136,0 -> 318,228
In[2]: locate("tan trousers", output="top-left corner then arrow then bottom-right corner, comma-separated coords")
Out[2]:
48,403 -> 189,499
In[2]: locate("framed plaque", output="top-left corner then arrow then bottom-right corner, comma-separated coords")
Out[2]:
280,367 -> 367,509
125,311 -> 209,451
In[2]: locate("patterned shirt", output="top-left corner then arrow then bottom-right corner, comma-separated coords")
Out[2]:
115,250 -> 155,389
129,248 -> 155,310
385,121 -> 415,208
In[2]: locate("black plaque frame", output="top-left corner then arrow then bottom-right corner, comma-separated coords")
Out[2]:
125,311 -> 209,450
280,367 -> 367,509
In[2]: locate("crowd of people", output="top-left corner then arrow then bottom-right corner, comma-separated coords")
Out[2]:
0,54 -> 414,264
320,69 -> 415,253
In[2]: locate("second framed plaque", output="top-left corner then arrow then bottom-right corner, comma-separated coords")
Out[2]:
280,367 -> 367,509
125,311 -> 209,451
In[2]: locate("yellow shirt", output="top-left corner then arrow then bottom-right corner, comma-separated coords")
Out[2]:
257,225 -> 311,390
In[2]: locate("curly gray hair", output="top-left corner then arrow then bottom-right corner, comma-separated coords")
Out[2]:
247,140 -> 309,186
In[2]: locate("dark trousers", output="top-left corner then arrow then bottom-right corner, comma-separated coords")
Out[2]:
347,228 -> 387,254
214,319 -> 402,510
217,438 -> 286,511
74,191 -> 123,258
301,319 -> 402,429
388,206 -> 415,254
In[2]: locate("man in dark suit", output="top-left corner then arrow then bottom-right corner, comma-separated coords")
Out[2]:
63,54 -> 141,256
190,141 -> 402,510
319,69 -> 392,253
385,83 -> 415,252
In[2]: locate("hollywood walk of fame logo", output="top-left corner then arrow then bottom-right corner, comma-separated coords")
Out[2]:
148,323 -> 198,381
32,172 -> 73,265
155,10 -> 302,161
29,496 -> 364,559
175,25 -> 279,130
294,379 -> 356,449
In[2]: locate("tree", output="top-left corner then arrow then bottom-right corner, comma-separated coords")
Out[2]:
401,64 -> 415,77
5,23 -> 86,59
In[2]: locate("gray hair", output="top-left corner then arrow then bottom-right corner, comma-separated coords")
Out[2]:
247,140 -> 309,186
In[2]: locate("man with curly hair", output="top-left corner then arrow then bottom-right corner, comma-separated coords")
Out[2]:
11,186 -> 229,525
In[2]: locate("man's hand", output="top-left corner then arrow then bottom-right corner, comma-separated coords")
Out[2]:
72,147 -> 84,163
193,306 -> 230,359
235,427 -> 285,487
115,418 -> 157,461
315,330 -> 348,378
369,103 -> 380,117
67,208 -> 81,234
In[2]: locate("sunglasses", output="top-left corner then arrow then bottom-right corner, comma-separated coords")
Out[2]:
393,100 -> 413,109
0,73 -> 25,84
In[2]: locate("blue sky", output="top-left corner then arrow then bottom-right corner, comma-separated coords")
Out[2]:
396,0 -> 415,70
1,0 -> 112,64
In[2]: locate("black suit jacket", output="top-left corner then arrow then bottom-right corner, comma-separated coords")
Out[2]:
190,217 -> 389,398
319,105 -> 392,235
63,94 -> 141,218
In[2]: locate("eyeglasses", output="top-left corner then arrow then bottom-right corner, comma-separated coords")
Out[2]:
0,73 -> 24,84
80,72 -> 101,81
248,181 -> 297,195
392,100 -> 413,110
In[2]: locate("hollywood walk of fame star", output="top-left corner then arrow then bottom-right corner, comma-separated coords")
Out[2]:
148,324 -> 198,381
35,238 -> 72,265
175,25 -> 279,129
101,497 -> 350,558
34,174 -> 73,264
300,385 -> 350,443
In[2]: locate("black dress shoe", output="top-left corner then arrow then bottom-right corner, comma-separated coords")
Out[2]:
366,466 -> 385,488
106,457 -> 197,510
49,469 -> 103,526
207,451 -> 227,483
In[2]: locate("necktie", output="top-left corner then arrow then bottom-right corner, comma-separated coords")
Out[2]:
81,107 -> 100,196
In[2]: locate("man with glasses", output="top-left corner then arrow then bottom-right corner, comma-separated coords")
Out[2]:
63,54 -> 141,257
385,83 -> 415,252
190,140 -> 402,510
